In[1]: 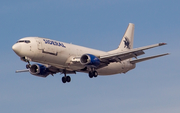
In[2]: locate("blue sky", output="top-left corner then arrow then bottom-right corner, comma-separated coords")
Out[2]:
0,0 -> 180,113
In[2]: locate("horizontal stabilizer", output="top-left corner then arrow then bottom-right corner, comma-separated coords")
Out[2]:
16,69 -> 29,73
130,53 -> 169,64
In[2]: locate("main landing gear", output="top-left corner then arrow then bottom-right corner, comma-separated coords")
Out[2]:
89,71 -> 98,78
62,70 -> 71,83
61,68 -> 98,83
88,68 -> 98,78
62,76 -> 71,83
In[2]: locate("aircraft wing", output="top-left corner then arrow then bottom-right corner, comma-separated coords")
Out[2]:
16,65 -> 76,75
99,43 -> 167,63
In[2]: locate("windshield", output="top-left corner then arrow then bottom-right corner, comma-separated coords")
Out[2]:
16,40 -> 30,43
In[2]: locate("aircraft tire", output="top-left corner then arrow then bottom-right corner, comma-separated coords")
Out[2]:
66,76 -> 71,82
93,71 -> 98,77
89,72 -> 93,78
62,77 -> 66,83
26,64 -> 30,69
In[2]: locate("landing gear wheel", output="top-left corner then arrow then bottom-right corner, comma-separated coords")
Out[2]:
66,76 -> 71,82
89,71 -> 98,78
62,76 -> 71,83
89,72 -> 93,78
26,64 -> 31,69
93,71 -> 98,77
62,77 -> 66,83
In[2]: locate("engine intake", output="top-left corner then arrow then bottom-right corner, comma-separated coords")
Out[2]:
80,54 -> 100,67
30,64 -> 49,77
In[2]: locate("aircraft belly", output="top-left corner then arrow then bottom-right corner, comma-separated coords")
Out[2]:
97,62 -> 124,75
97,62 -> 135,75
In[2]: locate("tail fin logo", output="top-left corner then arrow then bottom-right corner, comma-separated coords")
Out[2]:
124,37 -> 130,49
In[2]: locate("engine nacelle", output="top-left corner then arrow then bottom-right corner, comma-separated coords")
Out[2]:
80,54 -> 100,67
29,64 -> 49,77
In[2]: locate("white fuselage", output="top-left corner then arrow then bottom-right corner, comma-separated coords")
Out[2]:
12,37 -> 135,75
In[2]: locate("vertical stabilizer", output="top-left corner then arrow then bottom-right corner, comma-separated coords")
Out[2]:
118,23 -> 134,51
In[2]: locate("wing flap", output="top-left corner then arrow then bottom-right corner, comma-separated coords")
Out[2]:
118,50 -> 145,60
106,50 -> 145,62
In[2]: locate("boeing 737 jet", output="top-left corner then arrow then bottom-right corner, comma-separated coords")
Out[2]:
12,23 -> 169,83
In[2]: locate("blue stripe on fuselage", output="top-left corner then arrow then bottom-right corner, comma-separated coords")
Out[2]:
43,39 -> 66,48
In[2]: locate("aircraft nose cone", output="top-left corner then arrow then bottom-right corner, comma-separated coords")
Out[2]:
12,44 -> 21,55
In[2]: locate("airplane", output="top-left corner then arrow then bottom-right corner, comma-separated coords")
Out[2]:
12,23 -> 169,83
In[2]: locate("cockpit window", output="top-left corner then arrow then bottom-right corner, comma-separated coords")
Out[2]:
16,40 -> 30,43
25,40 -> 30,43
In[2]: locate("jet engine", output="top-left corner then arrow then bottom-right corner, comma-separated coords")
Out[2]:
29,64 -> 49,77
80,54 -> 100,67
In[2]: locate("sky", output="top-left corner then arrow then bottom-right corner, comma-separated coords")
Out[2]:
0,0 -> 180,113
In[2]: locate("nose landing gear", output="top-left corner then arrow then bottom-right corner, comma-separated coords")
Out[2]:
26,61 -> 31,69
21,57 -> 31,69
